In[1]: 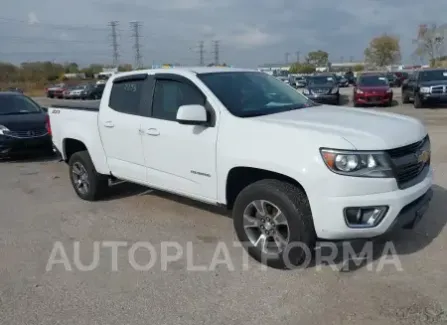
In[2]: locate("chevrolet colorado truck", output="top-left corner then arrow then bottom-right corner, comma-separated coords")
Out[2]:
49,67 -> 433,269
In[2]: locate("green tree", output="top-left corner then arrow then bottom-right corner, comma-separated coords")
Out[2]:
364,34 -> 401,67
64,62 -> 79,73
289,63 -> 316,74
118,64 -> 133,72
353,64 -> 364,72
305,50 -> 329,66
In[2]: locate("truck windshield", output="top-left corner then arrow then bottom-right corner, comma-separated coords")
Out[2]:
198,71 -> 317,117
419,70 -> 447,81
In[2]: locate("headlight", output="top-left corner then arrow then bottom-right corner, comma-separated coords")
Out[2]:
419,87 -> 430,93
356,89 -> 363,94
320,149 -> 393,178
0,124 -> 10,135
331,87 -> 339,94
302,89 -> 310,95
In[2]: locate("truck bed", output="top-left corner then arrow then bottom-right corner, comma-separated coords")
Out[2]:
50,102 -> 99,111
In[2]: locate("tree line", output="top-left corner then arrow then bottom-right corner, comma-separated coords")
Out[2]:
289,23 -> 447,74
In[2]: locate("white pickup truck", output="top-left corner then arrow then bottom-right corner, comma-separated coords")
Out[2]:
49,67 -> 433,269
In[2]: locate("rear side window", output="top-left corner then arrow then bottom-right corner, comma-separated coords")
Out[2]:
109,80 -> 144,115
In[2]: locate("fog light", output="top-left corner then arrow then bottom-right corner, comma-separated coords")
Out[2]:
344,206 -> 388,228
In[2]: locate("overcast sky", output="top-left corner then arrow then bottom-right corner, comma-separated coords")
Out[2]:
1,0 -> 447,68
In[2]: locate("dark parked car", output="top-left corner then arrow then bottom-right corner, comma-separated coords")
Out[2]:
385,72 -> 399,87
0,92 -> 53,157
80,83 -> 105,100
335,75 -> 349,87
402,68 -> 447,108
344,70 -> 355,85
353,74 -> 393,107
7,87 -> 24,93
302,74 -> 340,105
394,71 -> 410,85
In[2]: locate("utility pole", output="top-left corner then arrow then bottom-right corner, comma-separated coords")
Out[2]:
199,41 -> 205,66
295,51 -> 300,63
108,21 -> 119,67
284,52 -> 290,65
212,40 -> 220,65
340,56 -> 344,63
130,21 -> 143,69
349,56 -> 354,62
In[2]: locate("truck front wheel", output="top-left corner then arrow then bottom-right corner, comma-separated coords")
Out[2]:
232,179 -> 316,269
68,150 -> 108,201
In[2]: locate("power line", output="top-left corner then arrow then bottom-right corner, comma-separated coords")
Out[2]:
0,16 -> 114,31
212,40 -> 220,65
109,21 -> 120,67
130,21 -> 143,69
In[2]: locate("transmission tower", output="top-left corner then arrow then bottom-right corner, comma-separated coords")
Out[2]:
108,21 -> 119,67
295,51 -> 300,63
199,41 -> 205,66
284,52 -> 290,65
130,21 -> 143,69
212,40 -> 220,65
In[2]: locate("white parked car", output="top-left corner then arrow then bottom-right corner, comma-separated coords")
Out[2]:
48,67 -> 433,269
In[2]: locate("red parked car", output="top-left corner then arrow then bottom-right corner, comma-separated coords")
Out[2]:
353,74 -> 393,107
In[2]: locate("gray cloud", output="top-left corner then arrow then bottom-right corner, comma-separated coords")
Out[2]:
1,0 -> 446,67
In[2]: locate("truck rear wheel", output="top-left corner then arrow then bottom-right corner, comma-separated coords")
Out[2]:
232,179 -> 316,269
68,150 -> 108,201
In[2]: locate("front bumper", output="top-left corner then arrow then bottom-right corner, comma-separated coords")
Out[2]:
307,94 -> 339,104
310,167 -> 433,240
420,93 -> 447,103
355,94 -> 392,105
0,134 -> 53,156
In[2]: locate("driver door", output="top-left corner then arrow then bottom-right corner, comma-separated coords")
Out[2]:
140,74 -> 219,201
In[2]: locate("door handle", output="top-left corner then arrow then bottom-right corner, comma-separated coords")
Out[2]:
146,128 -> 160,136
104,121 -> 114,128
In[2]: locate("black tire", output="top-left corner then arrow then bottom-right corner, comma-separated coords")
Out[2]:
402,91 -> 410,104
68,150 -> 108,201
414,94 -> 424,109
232,179 -> 316,269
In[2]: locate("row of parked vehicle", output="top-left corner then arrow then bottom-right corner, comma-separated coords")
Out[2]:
281,68 -> 447,108
45,81 -> 105,100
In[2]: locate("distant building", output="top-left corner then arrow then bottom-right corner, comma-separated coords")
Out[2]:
63,73 -> 86,79
258,62 -> 365,74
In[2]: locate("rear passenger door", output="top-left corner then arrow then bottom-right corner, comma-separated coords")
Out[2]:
98,74 -> 153,182
140,74 -> 218,201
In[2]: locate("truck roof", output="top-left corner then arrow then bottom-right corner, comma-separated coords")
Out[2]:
111,66 -> 255,79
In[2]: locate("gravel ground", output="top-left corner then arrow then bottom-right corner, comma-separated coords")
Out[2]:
0,96 -> 446,325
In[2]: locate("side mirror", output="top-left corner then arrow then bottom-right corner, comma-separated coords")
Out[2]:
176,104 -> 208,125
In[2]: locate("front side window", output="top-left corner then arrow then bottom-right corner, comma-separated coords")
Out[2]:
152,80 -> 205,121
198,71 -> 316,117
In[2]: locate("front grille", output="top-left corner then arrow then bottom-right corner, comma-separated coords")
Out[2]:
431,86 -> 445,94
4,128 -> 48,138
313,88 -> 329,94
386,135 -> 430,189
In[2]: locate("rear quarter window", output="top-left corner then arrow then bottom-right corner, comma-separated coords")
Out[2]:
108,80 -> 144,115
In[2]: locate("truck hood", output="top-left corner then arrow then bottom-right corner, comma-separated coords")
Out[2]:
253,105 -> 426,150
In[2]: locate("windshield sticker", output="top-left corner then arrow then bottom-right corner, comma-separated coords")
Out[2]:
379,77 -> 387,80
443,72 -> 447,76
327,77 -> 333,81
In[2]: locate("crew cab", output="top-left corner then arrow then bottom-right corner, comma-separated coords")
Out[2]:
49,67 -> 433,269
402,68 -> 447,108
353,73 -> 393,107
